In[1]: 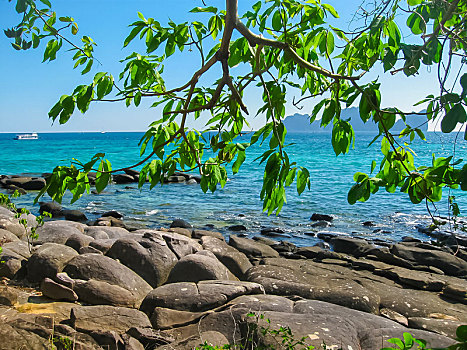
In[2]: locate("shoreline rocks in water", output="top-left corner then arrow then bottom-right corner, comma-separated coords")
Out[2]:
0,204 -> 466,349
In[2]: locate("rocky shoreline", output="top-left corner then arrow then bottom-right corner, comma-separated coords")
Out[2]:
0,198 -> 466,350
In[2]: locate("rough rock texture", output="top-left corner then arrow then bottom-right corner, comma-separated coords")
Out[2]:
229,235 -> 280,258
40,277 -> 78,302
391,244 -> 467,277
247,299 -> 454,350
71,305 -> 151,333
201,236 -> 252,278
140,280 -> 265,316
167,252 -> 238,283
245,257 -> 467,322
63,253 -> 152,307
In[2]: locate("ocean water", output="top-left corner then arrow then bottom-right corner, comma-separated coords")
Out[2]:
1,131 -> 466,246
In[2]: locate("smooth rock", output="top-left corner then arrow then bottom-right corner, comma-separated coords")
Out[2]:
107,237 -> 178,287
167,253 -> 237,283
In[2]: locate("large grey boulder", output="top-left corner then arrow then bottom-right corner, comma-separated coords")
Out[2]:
107,236 -> 178,287
0,241 -> 31,278
201,236 -> 252,278
166,252 -> 238,283
27,243 -> 78,282
5,177 -> 46,190
63,253 -> 152,307
229,235 -> 279,258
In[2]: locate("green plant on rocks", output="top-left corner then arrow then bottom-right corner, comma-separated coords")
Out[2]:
0,191 -> 51,252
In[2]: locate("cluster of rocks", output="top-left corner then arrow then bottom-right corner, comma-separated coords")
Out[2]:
0,206 -> 466,350
0,170 -> 201,195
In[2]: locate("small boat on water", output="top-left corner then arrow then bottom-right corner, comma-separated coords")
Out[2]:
14,132 -> 38,140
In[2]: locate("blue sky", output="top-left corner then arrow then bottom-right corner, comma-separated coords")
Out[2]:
0,0 -> 447,133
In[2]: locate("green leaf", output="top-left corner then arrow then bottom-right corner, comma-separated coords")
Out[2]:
322,4 -> 339,18
190,6 -> 218,13
441,104 -> 466,133
15,0 -> 27,13
326,31 -> 335,55
272,11 -> 282,31
232,151 -> 246,174
457,325 -> 467,342
296,168 -> 310,195
460,73 -> 467,98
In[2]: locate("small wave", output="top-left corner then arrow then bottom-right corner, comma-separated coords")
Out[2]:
145,209 -> 160,215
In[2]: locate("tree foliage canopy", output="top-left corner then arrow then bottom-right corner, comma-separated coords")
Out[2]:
4,0 -> 467,217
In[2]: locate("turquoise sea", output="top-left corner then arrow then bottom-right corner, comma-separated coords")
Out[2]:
1,131 -> 466,246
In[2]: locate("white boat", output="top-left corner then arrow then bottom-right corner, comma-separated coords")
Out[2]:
14,132 -> 38,140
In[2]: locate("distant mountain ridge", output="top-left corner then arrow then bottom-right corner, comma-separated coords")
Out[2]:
283,107 -> 428,133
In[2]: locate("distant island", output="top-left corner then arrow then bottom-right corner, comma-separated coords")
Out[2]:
283,107 -> 428,133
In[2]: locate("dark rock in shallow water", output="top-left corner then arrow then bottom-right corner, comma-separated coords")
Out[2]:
363,221 -> 375,227
124,169 -> 140,178
310,213 -> 333,222
170,218 -> 192,229
330,236 -> 374,257
39,201 -> 62,218
113,173 -> 136,184
61,209 -> 87,222
228,224 -> 247,232
402,236 -> 422,243
316,232 -> 337,241
5,176 -> 46,190
101,210 -> 123,219
260,227 -> 285,236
